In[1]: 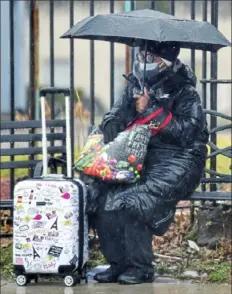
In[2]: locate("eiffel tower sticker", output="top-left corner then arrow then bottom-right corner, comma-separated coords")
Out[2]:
50,217 -> 58,230
33,246 -> 40,259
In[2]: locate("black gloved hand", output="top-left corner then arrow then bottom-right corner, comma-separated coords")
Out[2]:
102,119 -> 125,144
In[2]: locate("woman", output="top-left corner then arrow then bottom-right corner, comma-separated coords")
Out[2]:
86,41 -> 208,285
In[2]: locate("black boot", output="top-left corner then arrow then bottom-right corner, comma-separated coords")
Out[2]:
94,265 -> 125,283
118,267 -> 154,285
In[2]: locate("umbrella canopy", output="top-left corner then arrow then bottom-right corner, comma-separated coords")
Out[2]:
61,9 -> 231,52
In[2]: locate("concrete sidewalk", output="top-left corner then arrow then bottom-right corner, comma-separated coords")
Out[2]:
1,279 -> 231,294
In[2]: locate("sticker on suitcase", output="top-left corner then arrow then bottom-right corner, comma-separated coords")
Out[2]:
13,179 -> 88,274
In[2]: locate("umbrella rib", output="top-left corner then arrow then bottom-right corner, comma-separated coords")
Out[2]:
71,16 -> 96,37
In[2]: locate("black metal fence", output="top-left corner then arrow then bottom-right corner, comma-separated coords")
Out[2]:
1,0 -> 231,237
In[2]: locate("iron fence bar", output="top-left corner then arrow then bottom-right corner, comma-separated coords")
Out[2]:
190,0 -> 196,227
201,0 -> 208,206
0,200 -> 13,208
201,79 -> 232,84
90,0 -> 95,126
210,0 -> 218,192
125,0 -> 131,76
0,119 -> 66,129
207,144 -> 232,158
149,0 -> 156,10
201,177 -> 232,183
209,124 -> 232,134
62,125 -> 66,174
130,0 -> 136,71
29,0 -> 35,179
190,0 -> 196,72
170,0 -> 175,15
0,133 -> 66,143
205,167 -> 231,177
190,191 -> 232,200
208,141 -> 232,157
204,109 -> 232,120
70,0 -> 74,176
9,0 -> 15,208
29,0 -> 38,178
110,0 -> 115,108
202,0 -> 207,110
0,234 -> 13,238
1,146 -> 66,157
50,0 -> 55,138
49,0 -> 55,161
1,160 -> 41,170
29,0 -> 36,121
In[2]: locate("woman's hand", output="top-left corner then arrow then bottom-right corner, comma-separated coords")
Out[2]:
133,87 -> 150,113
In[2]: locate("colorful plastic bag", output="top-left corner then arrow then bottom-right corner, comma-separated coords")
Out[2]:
74,125 -> 151,183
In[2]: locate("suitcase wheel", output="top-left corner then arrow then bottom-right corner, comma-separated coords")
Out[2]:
16,275 -> 28,286
64,275 -> 76,287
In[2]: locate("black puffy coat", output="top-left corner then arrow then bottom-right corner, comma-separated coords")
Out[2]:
86,63 -> 209,235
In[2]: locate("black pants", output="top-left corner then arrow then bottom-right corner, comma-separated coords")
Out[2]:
94,196 -> 154,274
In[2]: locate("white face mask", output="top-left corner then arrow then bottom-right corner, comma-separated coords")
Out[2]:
133,56 -> 173,86
138,57 -> 172,71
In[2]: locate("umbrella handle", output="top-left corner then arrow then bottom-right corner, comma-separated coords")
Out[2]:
140,40 -> 148,95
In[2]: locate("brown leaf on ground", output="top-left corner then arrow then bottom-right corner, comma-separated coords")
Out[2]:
153,212 -> 191,256
0,238 -> 12,248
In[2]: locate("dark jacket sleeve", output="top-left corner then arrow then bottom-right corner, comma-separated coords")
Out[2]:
156,86 -> 206,147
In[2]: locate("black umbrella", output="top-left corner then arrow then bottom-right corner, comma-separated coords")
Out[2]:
61,9 -> 231,52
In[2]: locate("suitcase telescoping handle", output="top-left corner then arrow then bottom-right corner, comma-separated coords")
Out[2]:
40,87 -> 72,178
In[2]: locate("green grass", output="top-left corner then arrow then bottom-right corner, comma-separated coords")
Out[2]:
208,262 -> 231,282
190,259 -> 231,283
156,259 -> 231,283
0,244 -> 14,279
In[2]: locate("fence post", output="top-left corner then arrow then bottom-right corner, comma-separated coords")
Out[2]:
170,0 -> 175,15
90,0 -> 95,126
110,0 -> 115,108
9,0 -> 15,206
50,0 -> 55,120
29,0 -> 39,121
200,0 -> 208,207
190,0 -> 196,227
70,0 -> 75,176
29,0 -> 39,177
150,0 -> 156,10
124,0 -> 131,76
210,0 -> 218,192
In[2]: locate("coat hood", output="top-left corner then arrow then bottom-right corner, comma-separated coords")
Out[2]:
150,61 -> 197,95
174,62 -> 197,88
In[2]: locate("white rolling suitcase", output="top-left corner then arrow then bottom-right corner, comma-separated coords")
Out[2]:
13,87 -> 88,287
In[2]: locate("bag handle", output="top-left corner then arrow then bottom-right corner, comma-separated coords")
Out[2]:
40,87 -> 72,178
40,87 -> 70,96
126,108 -> 164,130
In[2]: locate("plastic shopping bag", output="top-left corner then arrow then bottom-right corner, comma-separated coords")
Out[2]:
74,125 -> 151,183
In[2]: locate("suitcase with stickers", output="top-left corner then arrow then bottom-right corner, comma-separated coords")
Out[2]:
13,87 -> 88,287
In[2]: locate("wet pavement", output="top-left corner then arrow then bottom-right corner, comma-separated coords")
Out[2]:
1,279 -> 231,294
